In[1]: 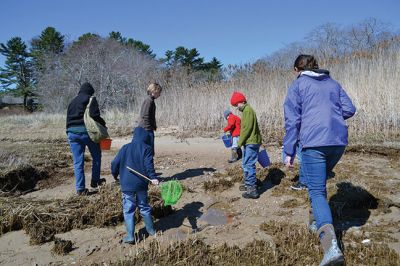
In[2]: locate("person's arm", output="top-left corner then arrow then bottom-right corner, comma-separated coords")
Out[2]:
139,97 -> 152,128
89,97 -> 106,127
237,108 -> 253,147
144,147 -> 158,184
111,148 -> 123,180
283,82 -> 302,157
223,116 -> 235,132
339,87 -> 356,120
150,102 -> 157,131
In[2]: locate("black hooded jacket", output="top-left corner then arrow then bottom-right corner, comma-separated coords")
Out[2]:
66,82 -> 106,129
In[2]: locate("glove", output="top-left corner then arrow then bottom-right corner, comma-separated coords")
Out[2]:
150,179 -> 159,186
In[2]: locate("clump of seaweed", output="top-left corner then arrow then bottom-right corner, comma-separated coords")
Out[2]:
203,165 -> 284,192
51,237 -> 73,255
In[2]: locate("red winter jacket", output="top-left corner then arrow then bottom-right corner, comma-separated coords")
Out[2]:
224,114 -> 241,137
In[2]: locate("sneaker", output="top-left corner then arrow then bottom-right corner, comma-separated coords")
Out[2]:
290,181 -> 307,191
122,236 -> 135,244
240,181 -> 262,191
239,183 -> 247,191
242,187 -> 259,199
77,188 -> 89,196
91,178 -> 106,188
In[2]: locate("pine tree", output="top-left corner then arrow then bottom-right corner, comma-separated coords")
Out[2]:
31,27 -> 64,74
108,31 -> 155,57
0,37 -> 34,106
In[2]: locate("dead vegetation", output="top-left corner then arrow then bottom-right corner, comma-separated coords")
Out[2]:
115,221 -> 399,265
202,164 -> 285,192
51,237 -> 73,255
0,141 -> 72,193
0,185 -> 172,245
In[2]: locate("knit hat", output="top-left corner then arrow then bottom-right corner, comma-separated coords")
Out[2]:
223,110 -> 231,119
230,91 -> 246,106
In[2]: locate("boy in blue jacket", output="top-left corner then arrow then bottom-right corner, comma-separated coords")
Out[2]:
111,127 -> 159,244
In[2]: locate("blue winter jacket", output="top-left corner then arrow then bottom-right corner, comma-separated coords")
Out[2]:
283,70 -> 356,156
111,127 -> 157,192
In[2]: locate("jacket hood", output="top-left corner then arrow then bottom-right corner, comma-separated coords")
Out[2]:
78,82 -> 95,96
224,110 -> 231,119
132,127 -> 152,146
299,69 -> 330,81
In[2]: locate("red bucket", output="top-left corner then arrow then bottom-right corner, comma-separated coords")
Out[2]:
99,138 -> 112,150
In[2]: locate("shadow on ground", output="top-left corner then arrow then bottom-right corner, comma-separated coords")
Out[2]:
169,168 -> 216,180
258,167 -> 285,195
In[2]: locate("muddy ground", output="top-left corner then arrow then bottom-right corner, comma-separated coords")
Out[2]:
0,132 -> 399,265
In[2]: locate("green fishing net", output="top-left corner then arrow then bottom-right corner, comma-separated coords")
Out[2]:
160,180 -> 183,206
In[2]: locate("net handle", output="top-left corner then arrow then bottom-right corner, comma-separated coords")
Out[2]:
126,166 -> 154,184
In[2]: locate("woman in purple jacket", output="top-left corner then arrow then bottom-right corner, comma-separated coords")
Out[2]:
283,55 -> 356,266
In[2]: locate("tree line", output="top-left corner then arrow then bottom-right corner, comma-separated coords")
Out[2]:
0,18 -> 398,112
0,27 -> 223,108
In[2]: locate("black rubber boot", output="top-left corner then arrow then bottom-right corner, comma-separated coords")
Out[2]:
236,148 -> 242,160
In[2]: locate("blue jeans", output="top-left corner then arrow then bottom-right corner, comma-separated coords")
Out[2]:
122,191 -> 154,239
242,144 -> 260,187
302,146 -> 345,229
232,136 -> 239,149
67,132 -> 101,191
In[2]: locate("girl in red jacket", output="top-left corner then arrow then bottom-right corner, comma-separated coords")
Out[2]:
223,110 -> 242,163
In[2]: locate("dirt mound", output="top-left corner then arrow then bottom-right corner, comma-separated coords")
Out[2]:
0,164 -> 45,193
0,141 -> 72,193
346,145 -> 400,158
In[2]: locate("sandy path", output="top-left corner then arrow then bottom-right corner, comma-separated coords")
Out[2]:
1,134 -> 399,265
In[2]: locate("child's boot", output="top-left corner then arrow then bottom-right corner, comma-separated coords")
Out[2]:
236,148 -> 242,160
143,214 -> 156,237
228,148 -> 238,163
318,224 -> 344,266
123,216 -> 135,244
242,186 -> 259,199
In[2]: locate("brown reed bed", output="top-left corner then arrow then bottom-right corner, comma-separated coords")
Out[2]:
0,185 -> 172,245
114,220 -> 399,265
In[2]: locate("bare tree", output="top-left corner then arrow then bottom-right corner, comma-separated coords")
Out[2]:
37,37 -> 163,112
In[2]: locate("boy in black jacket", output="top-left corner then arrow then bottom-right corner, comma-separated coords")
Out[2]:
66,82 -> 106,195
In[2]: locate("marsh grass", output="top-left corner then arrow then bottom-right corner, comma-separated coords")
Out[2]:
0,185 -> 172,245
115,221 -> 399,265
1,50 -> 399,143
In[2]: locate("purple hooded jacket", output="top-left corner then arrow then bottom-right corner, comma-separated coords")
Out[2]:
283,70 -> 356,156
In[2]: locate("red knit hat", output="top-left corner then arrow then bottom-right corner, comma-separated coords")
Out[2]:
230,91 -> 246,106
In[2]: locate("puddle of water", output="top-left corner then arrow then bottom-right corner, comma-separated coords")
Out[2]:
199,208 -> 234,226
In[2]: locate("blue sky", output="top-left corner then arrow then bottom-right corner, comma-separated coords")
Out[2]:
1,0 -> 399,66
